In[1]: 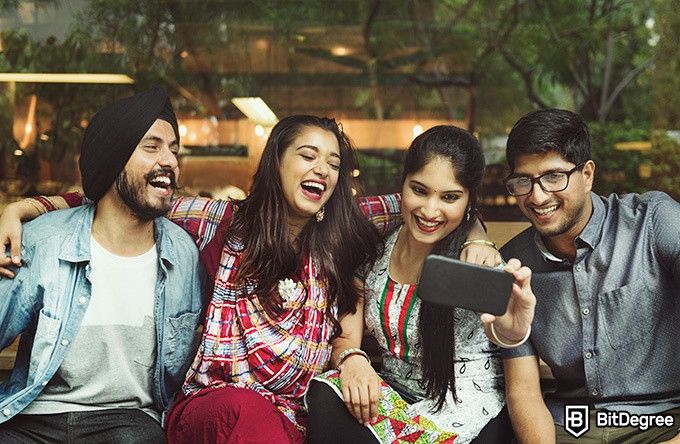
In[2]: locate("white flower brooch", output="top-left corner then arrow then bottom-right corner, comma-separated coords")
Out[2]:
278,278 -> 298,302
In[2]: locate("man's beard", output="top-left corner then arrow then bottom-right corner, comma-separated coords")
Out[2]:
114,169 -> 173,221
534,196 -> 589,240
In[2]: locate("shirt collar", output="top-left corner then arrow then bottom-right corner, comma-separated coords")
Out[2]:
153,217 -> 178,268
58,205 -> 175,267
533,231 -> 566,263
58,205 -> 95,263
577,192 -> 605,249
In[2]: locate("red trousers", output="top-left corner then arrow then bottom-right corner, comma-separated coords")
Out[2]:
165,386 -> 305,444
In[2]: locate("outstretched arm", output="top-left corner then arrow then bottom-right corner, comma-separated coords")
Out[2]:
460,218 -> 502,266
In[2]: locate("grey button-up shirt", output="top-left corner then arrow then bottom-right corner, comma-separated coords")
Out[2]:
501,191 -> 680,426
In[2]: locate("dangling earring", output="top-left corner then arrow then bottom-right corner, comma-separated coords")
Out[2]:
315,206 -> 325,222
465,207 -> 471,222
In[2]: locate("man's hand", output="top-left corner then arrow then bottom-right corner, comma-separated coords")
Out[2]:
0,203 -> 25,279
480,258 -> 536,345
339,354 -> 381,425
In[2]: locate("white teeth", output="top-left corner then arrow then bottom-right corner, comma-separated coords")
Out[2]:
301,181 -> 326,192
533,205 -> 558,215
416,216 -> 441,227
149,175 -> 171,188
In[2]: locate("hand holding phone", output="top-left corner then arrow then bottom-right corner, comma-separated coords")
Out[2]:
417,255 -> 513,315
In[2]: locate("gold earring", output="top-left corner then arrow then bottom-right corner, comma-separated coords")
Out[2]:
315,207 -> 325,222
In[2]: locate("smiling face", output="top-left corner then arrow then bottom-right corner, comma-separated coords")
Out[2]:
114,118 -> 179,221
512,151 -> 594,241
400,155 -> 469,247
279,125 -> 341,228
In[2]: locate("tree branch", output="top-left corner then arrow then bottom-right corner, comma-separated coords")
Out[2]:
599,32 -> 614,117
409,72 -> 472,87
599,1 -> 616,119
166,1 -> 222,117
479,0 -> 525,59
498,46 -> 550,109
600,56 -> 654,121
535,0 -> 591,107
362,0 -> 382,59
489,0 -> 549,108
362,0 -> 384,119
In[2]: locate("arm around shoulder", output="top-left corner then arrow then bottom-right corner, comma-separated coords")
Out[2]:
504,355 -> 556,444
459,217 -> 502,266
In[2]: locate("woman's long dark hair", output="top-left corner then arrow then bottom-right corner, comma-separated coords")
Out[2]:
226,115 -> 381,335
401,125 -> 485,411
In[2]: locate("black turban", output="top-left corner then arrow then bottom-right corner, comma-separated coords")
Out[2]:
79,87 -> 180,202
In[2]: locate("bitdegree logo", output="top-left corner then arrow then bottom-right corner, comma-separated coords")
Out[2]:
564,405 -> 676,438
565,405 -> 590,438
596,411 -> 675,431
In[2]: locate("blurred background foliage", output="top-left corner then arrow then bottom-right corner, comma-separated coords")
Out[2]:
0,0 -> 678,201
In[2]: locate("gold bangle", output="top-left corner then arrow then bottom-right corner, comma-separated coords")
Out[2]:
460,239 -> 497,252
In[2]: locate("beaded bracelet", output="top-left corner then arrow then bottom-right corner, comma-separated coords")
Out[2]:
335,347 -> 370,370
489,323 -> 531,349
460,239 -> 498,252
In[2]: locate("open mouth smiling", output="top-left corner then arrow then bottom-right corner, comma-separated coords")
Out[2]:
300,180 -> 326,200
530,204 -> 559,217
146,169 -> 177,193
414,215 -> 444,232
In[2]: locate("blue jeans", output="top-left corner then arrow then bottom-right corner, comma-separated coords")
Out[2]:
0,408 -> 165,443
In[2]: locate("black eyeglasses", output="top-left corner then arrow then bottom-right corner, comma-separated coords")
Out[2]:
504,163 -> 586,197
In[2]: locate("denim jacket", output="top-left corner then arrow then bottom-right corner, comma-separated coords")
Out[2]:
0,205 -> 203,423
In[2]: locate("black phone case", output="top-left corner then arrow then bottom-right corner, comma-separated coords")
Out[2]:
417,254 -> 513,315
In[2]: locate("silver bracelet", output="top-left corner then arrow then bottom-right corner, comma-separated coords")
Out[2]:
335,347 -> 370,370
489,323 -> 531,349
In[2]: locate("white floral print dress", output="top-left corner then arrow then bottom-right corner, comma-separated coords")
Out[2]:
363,228 -> 506,444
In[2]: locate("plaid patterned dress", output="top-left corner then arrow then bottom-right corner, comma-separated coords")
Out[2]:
168,196 -> 337,431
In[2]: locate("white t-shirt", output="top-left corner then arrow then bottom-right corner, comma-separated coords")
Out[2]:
24,236 -> 160,420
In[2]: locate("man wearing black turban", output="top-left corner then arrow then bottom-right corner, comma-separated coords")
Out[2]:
0,88 -> 203,442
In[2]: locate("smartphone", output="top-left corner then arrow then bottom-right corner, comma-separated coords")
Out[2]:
417,255 -> 513,315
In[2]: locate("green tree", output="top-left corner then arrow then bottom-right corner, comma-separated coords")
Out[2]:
495,0 -> 655,125
648,0 -> 680,200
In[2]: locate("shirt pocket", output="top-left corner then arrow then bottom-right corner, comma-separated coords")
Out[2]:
164,312 -> 201,369
598,282 -> 659,349
28,309 -> 62,380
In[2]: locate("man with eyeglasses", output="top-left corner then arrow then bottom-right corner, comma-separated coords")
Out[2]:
497,109 -> 680,443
